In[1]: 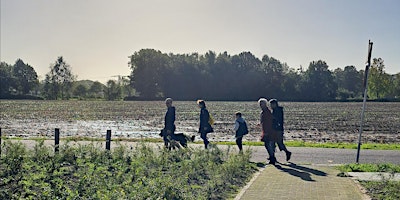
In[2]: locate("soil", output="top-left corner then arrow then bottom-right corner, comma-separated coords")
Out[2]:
1,101 -> 399,143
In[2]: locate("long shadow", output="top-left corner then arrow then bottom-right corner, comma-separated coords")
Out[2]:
284,163 -> 327,176
274,164 -> 315,182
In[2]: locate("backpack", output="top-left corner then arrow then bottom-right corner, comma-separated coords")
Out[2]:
237,120 -> 248,136
208,113 -> 215,125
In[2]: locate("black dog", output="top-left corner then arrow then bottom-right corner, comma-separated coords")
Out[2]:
160,129 -> 195,150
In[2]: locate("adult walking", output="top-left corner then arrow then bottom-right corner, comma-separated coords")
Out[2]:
270,99 -> 292,161
197,100 -> 213,149
163,98 -> 176,149
259,98 -> 277,164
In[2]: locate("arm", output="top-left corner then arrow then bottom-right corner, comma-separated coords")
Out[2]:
260,110 -> 274,140
200,109 -> 210,127
165,107 -> 175,131
234,120 -> 240,132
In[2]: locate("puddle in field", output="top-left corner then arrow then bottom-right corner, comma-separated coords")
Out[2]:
0,119 -> 169,139
0,119 -> 246,142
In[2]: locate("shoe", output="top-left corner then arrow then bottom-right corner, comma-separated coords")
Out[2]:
268,160 -> 276,165
286,151 -> 292,161
268,157 -> 276,165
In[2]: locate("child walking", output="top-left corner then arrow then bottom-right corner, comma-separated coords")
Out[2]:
234,112 -> 248,152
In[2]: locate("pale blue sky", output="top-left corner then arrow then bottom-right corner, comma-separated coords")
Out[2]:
1,0 -> 399,83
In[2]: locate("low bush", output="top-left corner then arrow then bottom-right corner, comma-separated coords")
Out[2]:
0,141 -> 257,199
338,163 -> 400,200
360,180 -> 400,200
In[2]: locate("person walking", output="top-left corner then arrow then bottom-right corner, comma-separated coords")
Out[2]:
197,100 -> 213,149
269,99 -> 292,161
163,98 -> 176,149
258,98 -> 278,164
233,112 -> 249,152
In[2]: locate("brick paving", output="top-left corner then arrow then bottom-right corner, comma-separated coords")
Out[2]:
236,163 -> 368,200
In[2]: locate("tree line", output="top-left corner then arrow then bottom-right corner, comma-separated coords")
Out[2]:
1,50 -> 399,101
0,57 -> 131,100
129,49 -> 399,101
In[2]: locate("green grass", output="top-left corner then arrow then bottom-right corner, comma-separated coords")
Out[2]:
0,140 -> 257,199
216,140 -> 400,150
337,163 -> 400,173
337,163 -> 400,200
360,180 -> 400,200
3,136 -> 399,150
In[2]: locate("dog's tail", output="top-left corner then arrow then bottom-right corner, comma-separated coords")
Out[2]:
183,134 -> 195,142
189,135 -> 195,142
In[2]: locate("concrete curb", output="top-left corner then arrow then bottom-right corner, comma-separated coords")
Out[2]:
234,166 -> 266,200
347,172 -> 400,181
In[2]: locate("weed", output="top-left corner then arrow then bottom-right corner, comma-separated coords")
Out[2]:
0,141 -> 256,199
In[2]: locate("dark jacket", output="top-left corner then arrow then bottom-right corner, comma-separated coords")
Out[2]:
260,108 -> 278,142
272,106 -> 284,131
199,107 -> 213,133
164,106 -> 176,132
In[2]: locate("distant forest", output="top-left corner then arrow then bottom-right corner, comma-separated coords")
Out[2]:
1,49 -> 399,101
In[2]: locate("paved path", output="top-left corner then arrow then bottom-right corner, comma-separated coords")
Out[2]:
236,164 -> 369,200
235,145 -> 398,200
245,146 -> 400,165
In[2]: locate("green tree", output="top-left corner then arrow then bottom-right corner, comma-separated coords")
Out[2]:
261,55 -> 288,99
89,81 -> 104,98
129,49 -> 168,99
104,80 -> 122,100
73,84 -> 88,99
230,52 -> 262,100
300,60 -> 337,101
208,51 -> 232,99
12,59 -> 39,95
281,68 -> 301,100
43,56 -> 75,100
390,73 -> 400,98
162,53 -> 205,99
0,62 -> 14,97
368,58 -> 390,99
334,66 -> 363,99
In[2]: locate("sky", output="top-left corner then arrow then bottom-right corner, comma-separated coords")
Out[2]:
1,0 -> 399,83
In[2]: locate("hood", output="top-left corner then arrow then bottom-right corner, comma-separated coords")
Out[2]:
237,117 -> 245,123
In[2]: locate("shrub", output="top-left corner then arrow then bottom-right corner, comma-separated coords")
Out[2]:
0,141 -> 257,199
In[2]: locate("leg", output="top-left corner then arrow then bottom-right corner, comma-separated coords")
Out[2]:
276,131 -> 291,161
200,131 -> 209,149
162,133 -> 169,149
276,131 -> 287,152
264,140 -> 276,164
236,137 -> 243,152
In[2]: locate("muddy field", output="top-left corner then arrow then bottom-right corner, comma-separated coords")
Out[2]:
1,100 -> 399,143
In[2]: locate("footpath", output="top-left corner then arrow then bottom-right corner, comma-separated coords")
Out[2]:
234,146 -> 400,200
235,163 -> 369,200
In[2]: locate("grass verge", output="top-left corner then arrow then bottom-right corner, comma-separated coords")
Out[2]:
0,140 -> 257,199
2,136 -> 400,150
337,163 -> 400,173
337,163 -> 400,200
217,140 -> 400,150
359,180 -> 400,200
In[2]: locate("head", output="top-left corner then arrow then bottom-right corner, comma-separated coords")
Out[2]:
269,99 -> 278,109
165,98 -> 173,107
197,99 -> 206,108
258,98 -> 268,110
235,112 -> 242,119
